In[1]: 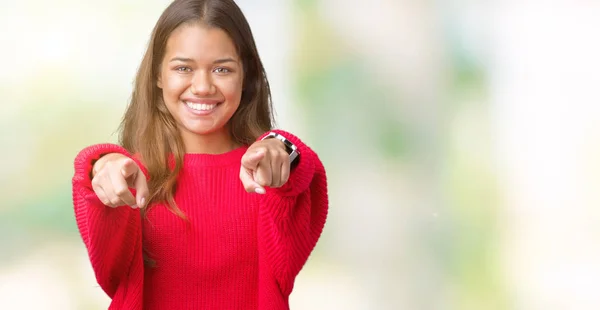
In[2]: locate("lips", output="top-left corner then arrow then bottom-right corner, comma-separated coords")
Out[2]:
184,101 -> 218,111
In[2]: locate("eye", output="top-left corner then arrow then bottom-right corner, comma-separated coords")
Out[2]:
175,66 -> 192,73
213,67 -> 231,74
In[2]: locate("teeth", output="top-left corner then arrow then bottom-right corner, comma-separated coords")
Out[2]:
185,101 -> 217,111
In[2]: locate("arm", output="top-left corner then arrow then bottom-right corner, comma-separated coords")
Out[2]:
256,130 -> 329,296
72,144 -> 145,297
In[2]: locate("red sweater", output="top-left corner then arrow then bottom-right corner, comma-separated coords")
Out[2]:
71,130 -> 328,310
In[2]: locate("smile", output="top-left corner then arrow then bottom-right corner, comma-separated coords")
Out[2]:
184,101 -> 218,111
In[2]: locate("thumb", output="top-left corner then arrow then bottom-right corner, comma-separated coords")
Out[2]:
120,158 -> 138,179
121,158 -> 148,207
241,149 -> 265,170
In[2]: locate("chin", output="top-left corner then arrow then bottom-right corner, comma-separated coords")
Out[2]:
183,122 -> 228,137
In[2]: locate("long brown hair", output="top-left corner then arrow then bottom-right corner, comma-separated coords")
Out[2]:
119,0 -> 274,217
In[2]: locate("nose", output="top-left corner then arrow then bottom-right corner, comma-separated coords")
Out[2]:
190,71 -> 216,96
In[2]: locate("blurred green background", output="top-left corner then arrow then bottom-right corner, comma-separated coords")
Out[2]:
1,0 -> 600,309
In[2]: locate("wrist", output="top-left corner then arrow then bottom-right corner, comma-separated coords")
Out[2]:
261,131 -> 300,167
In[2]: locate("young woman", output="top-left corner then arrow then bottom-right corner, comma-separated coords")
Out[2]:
71,0 -> 328,309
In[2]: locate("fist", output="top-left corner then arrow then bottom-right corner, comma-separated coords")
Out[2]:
240,138 -> 291,194
91,153 -> 149,208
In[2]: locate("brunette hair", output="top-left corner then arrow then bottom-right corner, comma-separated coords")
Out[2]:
119,0 -> 274,217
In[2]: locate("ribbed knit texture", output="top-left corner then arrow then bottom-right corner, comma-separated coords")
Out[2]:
71,130 -> 328,310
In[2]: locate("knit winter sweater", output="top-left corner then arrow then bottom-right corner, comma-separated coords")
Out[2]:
71,130 -> 328,310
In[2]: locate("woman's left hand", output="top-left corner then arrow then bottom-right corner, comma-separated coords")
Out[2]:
240,138 -> 290,194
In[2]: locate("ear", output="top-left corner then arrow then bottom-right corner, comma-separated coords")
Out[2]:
157,75 -> 163,89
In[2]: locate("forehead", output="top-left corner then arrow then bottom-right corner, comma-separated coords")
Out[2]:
164,23 -> 239,60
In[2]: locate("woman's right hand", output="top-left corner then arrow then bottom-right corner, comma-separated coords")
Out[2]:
91,153 -> 149,209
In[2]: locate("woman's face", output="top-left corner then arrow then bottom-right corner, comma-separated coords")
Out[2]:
157,23 -> 243,144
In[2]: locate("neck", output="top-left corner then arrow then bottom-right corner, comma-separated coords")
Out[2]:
180,128 -> 241,154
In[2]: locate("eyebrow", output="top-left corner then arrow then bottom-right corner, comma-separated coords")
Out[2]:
169,57 -> 238,64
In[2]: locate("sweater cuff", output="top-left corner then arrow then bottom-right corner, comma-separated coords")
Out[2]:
259,130 -> 316,197
73,143 -> 132,190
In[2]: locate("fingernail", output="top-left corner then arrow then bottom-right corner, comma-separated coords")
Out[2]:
140,197 -> 146,207
255,187 -> 266,194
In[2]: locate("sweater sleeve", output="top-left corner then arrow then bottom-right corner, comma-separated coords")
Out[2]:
257,130 -> 329,296
72,143 -> 145,300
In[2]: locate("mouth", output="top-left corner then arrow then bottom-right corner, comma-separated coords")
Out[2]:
184,100 -> 218,111
183,100 -> 221,115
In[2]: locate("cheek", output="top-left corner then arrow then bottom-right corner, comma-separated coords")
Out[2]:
162,73 -> 188,98
219,77 -> 243,103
